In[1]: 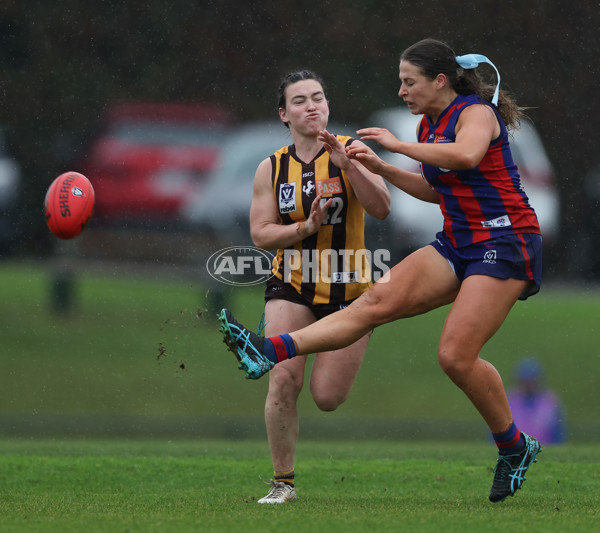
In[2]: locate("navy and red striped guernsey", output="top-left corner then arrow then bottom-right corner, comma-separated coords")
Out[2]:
419,93 -> 541,248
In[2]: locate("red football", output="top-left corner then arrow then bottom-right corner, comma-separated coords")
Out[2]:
44,172 -> 95,239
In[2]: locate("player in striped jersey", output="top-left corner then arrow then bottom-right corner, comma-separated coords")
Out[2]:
248,70 -> 390,503
220,41 -> 543,503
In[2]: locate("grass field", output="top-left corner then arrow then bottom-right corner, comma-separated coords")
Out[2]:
1,438 -> 600,533
0,259 -> 599,439
1,259 -> 600,531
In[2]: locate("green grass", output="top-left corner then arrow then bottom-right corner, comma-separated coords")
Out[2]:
1,438 -> 599,532
1,261 -> 600,530
1,260 -> 600,439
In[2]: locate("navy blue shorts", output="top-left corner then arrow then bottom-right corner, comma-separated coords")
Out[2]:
430,232 -> 542,300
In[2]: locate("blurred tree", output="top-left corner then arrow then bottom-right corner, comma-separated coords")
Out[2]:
0,0 -> 596,276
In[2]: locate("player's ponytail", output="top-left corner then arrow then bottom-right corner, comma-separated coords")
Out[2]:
401,38 -> 526,130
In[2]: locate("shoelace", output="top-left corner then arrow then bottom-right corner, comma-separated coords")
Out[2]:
493,455 -> 514,482
494,453 -> 527,490
257,312 -> 267,336
259,477 -> 289,498
227,322 -> 264,361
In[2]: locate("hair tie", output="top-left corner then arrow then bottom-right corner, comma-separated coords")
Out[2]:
455,54 -> 500,106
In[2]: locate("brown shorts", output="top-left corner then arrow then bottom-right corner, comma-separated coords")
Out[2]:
264,275 -> 356,320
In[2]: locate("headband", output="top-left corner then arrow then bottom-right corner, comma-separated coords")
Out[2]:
455,54 -> 500,106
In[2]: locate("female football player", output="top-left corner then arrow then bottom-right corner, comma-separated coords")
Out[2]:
246,70 -> 389,504
220,39 -> 543,503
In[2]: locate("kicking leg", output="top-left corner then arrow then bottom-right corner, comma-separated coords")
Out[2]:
220,246 -> 459,378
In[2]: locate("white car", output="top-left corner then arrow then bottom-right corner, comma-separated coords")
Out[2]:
180,121 -> 292,245
181,120 -> 360,246
365,107 -> 560,256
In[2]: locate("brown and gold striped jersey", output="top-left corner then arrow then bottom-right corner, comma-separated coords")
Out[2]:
270,136 -> 372,305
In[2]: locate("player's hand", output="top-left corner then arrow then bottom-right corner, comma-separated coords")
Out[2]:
318,129 -> 350,170
305,194 -> 332,234
346,143 -> 386,174
357,127 -> 400,152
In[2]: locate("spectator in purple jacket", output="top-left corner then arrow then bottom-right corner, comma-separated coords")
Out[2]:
508,358 -> 567,445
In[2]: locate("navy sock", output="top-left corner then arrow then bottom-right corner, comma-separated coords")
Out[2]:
263,334 -> 297,363
493,421 -> 525,455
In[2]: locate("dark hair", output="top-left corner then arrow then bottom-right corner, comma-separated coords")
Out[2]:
277,70 -> 327,127
401,38 -> 525,129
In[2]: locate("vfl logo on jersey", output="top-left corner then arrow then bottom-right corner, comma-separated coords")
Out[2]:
279,182 -> 297,214
303,180 -> 315,196
483,250 -> 497,264
316,176 -> 342,197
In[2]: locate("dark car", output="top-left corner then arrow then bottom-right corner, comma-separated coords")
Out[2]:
0,127 -> 21,254
573,162 -> 600,277
80,101 -> 234,226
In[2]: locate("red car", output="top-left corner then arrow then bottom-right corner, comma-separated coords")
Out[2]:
81,101 -> 234,225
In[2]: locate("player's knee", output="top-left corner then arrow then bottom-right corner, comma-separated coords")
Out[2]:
351,288 -> 392,327
269,366 -> 304,399
438,342 -> 472,382
313,392 -> 345,412
354,284 -> 423,327
311,382 -> 348,412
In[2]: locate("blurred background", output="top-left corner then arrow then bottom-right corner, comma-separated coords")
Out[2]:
1,1 -> 598,442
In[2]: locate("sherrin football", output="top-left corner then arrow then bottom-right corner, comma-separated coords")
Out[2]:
44,172 -> 95,239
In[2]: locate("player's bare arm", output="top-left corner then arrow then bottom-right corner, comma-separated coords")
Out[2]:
318,129 -> 390,219
346,142 -> 439,204
358,105 -> 498,171
250,158 -> 331,250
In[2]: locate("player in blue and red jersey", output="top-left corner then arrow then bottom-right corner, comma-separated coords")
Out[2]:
418,92 -> 540,249
219,38 -> 542,503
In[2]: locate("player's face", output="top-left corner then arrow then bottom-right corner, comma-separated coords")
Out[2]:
279,79 -> 329,136
398,60 -> 440,116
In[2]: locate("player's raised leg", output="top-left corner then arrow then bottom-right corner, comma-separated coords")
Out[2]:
220,246 -> 460,378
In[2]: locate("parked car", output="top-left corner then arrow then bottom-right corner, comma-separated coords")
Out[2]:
0,127 -> 21,254
573,162 -> 600,277
181,120 -> 360,246
365,107 -> 560,257
80,101 -> 234,226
